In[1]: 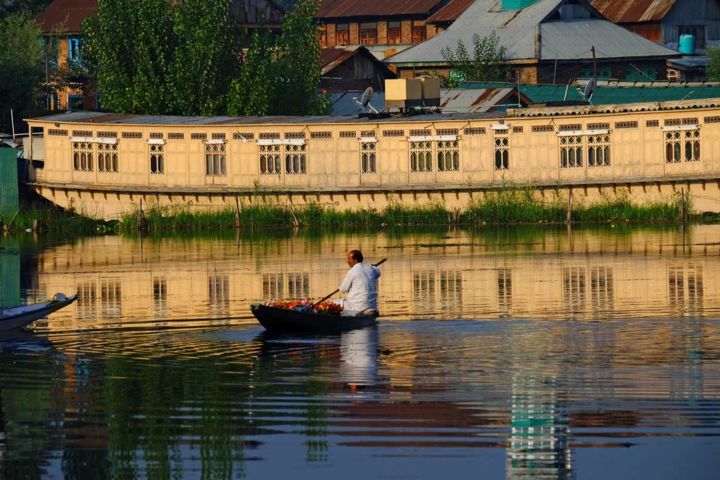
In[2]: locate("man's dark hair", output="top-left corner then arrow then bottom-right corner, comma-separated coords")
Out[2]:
349,250 -> 363,262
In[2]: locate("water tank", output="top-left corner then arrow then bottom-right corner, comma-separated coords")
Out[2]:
679,34 -> 696,55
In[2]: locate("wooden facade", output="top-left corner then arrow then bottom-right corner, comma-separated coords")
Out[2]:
24,98 -> 720,220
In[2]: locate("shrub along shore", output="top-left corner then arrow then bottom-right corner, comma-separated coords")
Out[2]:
115,190 -> 693,233
2,190 -> 702,235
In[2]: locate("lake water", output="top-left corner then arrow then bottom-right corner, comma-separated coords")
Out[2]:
1,225 -> 719,479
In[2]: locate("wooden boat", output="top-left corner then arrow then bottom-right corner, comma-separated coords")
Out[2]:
251,304 -> 378,333
0,293 -> 78,331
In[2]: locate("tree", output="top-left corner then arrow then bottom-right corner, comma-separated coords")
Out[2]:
227,32 -> 275,116
441,32 -> 511,86
0,13 -> 42,133
0,0 -> 53,18
82,0 -> 325,116
707,47 -> 720,82
271,0 -> 327,115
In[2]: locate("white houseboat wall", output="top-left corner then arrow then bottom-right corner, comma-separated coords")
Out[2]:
24,98 -> 720,220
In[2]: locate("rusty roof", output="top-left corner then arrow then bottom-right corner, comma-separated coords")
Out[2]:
592,0 -> 677,23
426,0 -> 475,24
35,0 -> 97,34
317,0 -> 446,18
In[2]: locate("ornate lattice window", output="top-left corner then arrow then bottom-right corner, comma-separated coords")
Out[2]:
494,134 -> 509,170
72,141 -> 94,172
97,143 -> 118,173
587,134 -> 611,167
205,142 -> 226,175
560,136 -> 583,168
361,141 -> 377,173
285,143 -> 306,174
665,128 -> 700,163
259,144 -> 282,174
410,140 -> 433,172
437,139 -> 459,171
150,143 -> 164,174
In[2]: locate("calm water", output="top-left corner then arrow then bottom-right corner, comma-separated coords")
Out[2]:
1,226 -> 719,479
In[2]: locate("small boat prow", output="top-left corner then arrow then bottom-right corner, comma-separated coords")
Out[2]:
0,293 -> 78,331
251,304 -> 377,333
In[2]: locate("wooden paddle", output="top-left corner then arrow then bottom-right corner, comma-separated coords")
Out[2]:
313,258 -> 387,307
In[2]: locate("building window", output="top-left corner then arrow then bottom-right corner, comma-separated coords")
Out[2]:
317,26 -> 327,48
665,129 -> 700,163
72,141 -> 94,172
437,139 -> 459,171
494,134 -> 510,170
150,144 -> 164,174
259,144 -> 281,174
388,21 -> 402,44
205,142 -> 226,175
587,134 -> 611,167
97,143 -> 118,173
361,141 -> 377,173
336,23 -> 349,45
263,274 -> 285,300
412,22 -> 426,43
285,144 -> 307,174
287,273 -> 310,299
560,136 -> 583,168
359,22 -> 378,45
68,36 -> 81,61
410,140 -> 433,172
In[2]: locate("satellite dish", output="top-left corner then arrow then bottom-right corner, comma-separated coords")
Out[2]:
583,78 -> 596,101
353,86 -> 379,114
360,87 -> 374,107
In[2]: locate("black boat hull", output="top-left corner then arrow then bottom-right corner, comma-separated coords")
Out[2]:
251,305 -> 377,333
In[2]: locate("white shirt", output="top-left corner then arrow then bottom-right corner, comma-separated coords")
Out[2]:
338,262 -> 381,312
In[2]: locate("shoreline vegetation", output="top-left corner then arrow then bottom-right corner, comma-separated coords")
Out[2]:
3,190 -> 714,236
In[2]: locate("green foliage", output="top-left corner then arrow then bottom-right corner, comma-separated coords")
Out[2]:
707,47 -> 720,82
82,0 -> 326,116
441,32 -> 511,87
0,13 -> 42,132
0,0 -> 53,18
272,0 -> 327,115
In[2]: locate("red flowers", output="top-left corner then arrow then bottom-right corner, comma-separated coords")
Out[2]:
265,299 -> 343,315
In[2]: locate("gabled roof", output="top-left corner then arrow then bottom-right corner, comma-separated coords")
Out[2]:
317,0 -> 446,19
321,46 -> 395,76
591,0 -> 678,23
388,0 -> 677,64
35,0 -> 97,35
426,0 -> 476,24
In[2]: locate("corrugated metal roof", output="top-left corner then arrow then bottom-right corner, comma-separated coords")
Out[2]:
35,0 -> 97,34
389,0 -> 677,64
330,87 -> 516,114
27,110 -> 500,126
461,81 -> 720,104
426,0 -> 476,24
592,0 -> 677,23
540,18 -> 676,60
317,0 -> 445,18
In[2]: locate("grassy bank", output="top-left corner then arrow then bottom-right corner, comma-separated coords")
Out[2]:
0,206 -> 114,235
118,190 -> 688,234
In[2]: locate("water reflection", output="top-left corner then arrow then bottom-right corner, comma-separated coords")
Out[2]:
17,225 -> 720,333
0,226 -> 718,478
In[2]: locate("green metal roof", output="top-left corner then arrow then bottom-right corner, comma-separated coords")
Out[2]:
460,82 -> 720,105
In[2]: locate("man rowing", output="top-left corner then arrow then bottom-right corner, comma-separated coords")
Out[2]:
338,250 -> 381,316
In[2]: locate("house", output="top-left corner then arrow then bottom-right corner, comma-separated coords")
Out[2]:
387,0 -> 680,84
234,0 -> 298,30
315,0 -> 450,54
321,46 -> 396,91
592,0 -> 720,51
34,0 -> 98,111
425,0 -> 476,34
